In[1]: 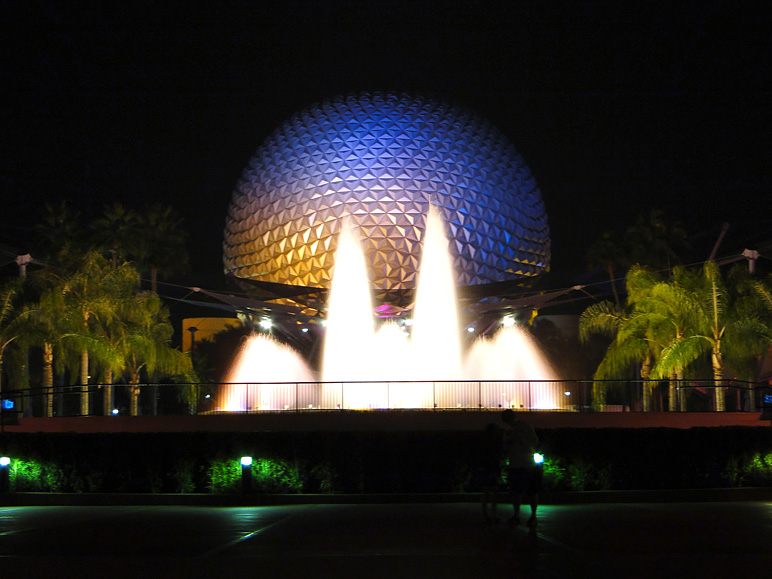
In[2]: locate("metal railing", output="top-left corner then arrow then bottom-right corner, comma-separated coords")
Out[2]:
0,379 -> 765,418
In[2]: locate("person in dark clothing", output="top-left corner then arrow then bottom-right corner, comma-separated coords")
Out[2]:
501,409 -> 542,527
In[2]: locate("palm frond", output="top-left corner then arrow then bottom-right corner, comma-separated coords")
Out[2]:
578,301 -> 625,342
652,335 -> 710,379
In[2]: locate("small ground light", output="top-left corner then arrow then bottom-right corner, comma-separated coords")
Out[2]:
0,457 -> 9,492
533,453 -> 544,465
111,408 -> 119,415
467,326 -> 475,333
240,456 -> 253,493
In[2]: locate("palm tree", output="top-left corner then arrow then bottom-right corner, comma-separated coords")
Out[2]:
20,284 -> 69,417
624,209 -> 690,272
0,279 -> 26,397
56,252 -> 135,415
579,300 -> 627,409
88,265 -> 142,416
654,262 -> 772,411
579,266 -> 666,411
585,231 -> 625,310
32,200 -> 86,264
119,291 -> 194,416
90,202 -> 140,269
623,266 -> 705,411
135,204 -> 189,292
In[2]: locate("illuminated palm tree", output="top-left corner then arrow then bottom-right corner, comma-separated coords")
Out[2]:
580,266 -> 665,411
119,291 -> 194,416
20,284 -> 68,417
653,262 -> 772,411
56,252 -> 135,415
0,279 -> 26,397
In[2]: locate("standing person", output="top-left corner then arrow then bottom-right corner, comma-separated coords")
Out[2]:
501,409 -> 541,527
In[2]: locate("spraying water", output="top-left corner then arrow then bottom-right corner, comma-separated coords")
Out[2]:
219,334 -> 315,411
410,206 -> 463,381
322,218 -> 375,382
221,207 -> 562,410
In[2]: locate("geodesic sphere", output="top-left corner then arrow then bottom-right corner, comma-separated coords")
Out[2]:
223,92 -> 550,290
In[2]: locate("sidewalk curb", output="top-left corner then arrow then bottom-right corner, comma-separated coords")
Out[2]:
2,487 -> 771,507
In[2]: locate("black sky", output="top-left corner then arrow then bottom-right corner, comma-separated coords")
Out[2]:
2,0 -> 771,290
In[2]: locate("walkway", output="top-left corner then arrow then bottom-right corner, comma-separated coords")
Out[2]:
0,501 -> 770,577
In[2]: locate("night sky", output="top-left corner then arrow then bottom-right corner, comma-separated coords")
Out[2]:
2,0 -> 771,293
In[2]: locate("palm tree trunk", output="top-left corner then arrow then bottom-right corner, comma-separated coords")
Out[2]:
640,356 -> 652,412
129,375 -> 140,416
592,381 -> 606,411
713,348 -> 725,411
43,342 -> 54,418
103,369 -> 113,416
80,349 -> 89,416
668,370 -> 677,412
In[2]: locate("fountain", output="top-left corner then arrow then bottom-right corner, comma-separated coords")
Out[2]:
219,207 -> 563,411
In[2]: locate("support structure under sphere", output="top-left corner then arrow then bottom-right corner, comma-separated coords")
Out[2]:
223,92 -> 550,292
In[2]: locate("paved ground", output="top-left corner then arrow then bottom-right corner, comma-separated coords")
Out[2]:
0,501 -> 770,578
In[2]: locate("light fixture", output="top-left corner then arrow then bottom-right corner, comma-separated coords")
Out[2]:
502,315 -> 515,327
0,457 -> 10,467
240,456 -> 253,493
259,318 -> 272,330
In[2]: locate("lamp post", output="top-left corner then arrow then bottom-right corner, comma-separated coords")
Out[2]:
187,326 -> 199,352
240,456 -> 253,493
0,457 -> 10,492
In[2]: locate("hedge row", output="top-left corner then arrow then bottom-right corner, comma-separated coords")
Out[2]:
1,427 -> 771,494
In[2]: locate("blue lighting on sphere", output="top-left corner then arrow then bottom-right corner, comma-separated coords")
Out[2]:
224,92 -> 550,290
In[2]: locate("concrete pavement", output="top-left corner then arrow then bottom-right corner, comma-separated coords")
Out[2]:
0,500 -> 770,578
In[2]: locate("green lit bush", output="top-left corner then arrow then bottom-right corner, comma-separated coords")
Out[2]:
11,460 -> 65,492
208,460 -> 241,494
2,427 -> 771,495
725,452 -> 772,487
252,458 -> 302,493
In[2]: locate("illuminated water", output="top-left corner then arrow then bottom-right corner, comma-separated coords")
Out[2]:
220,334 -> 315,411
409,207 -> 463,381
220,206 -> 562,411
